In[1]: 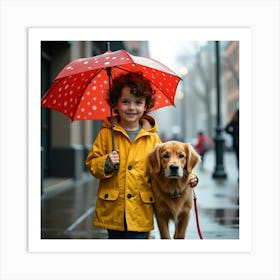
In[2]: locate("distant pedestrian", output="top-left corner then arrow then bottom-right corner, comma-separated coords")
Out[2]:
225,109 -> 239,172
195,131 -> 214,169
160,132 -> 169,142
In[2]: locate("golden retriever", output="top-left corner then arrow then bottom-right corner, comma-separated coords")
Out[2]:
147,141 -> 201,239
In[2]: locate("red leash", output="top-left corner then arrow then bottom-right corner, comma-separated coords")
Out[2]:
193,190 -> 203,239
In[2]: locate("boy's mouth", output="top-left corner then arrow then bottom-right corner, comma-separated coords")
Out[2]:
126,112 -> 137,117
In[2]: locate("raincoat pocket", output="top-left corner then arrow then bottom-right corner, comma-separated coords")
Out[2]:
139,191 -> 155,204
99,188 -> 119,201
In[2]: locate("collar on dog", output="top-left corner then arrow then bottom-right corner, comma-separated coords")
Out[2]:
170,190 -> 183,199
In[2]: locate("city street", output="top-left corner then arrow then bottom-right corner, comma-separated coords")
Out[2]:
41,149 -> 239,240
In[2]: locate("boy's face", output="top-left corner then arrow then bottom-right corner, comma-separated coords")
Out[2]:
116,86 -> 146,128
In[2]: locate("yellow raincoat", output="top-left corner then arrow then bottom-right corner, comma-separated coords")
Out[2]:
85,114 -> 161,232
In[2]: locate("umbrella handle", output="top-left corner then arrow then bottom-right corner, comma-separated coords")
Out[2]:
106,64 -> 118,171
106,66 -> 117,152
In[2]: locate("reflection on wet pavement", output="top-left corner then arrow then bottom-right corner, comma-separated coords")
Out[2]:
205,209 -> 239,227
41,177 -> 108,239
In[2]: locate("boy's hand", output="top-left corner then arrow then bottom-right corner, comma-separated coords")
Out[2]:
189,174 -> 199,188
108,150 -> 120,167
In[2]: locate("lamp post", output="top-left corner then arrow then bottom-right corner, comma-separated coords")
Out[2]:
212,41 -> 227,179
179,66 -> 188,141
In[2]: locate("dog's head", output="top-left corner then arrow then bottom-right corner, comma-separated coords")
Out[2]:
148,141 -> 201,178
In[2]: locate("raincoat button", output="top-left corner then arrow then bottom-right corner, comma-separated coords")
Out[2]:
128,165 -> 133,170
104,193 -> 109,199
150,197 -> 153,202
127,193 -> 132,199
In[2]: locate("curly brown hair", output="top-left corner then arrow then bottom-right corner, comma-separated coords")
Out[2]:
106,71 -> 156,113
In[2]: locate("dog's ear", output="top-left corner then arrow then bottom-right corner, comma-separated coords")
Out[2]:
147,143 -> 162,174
184,143 -> 201,173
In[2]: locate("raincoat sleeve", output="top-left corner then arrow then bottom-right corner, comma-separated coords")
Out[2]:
85,129 -> 114,179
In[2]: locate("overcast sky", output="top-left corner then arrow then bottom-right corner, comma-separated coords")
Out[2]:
148,40 -> 205,75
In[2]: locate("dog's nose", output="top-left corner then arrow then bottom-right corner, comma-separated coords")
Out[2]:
169,164 -> 179,172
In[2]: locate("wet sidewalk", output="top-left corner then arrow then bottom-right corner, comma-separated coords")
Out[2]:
41,150 -> 239,240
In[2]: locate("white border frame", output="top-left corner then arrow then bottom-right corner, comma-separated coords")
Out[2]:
1,0 -> 279,279
28,27 -> 252,253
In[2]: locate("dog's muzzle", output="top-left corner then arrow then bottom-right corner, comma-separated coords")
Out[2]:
167,164 -> 182,178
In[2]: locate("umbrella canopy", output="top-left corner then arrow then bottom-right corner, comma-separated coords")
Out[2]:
41,49 -> 181,121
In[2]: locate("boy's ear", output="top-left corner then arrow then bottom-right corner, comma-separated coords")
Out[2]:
147,144 -> 162,174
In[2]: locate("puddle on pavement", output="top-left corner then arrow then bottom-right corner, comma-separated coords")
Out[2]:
203,208 -> 239,228
41,179 -> 100,239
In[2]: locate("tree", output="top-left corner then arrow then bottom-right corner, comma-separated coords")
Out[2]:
177,42 -> 215,137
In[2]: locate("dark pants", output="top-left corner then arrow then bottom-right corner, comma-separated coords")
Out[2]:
107,216 -> 146,239
107,230 -> 146,239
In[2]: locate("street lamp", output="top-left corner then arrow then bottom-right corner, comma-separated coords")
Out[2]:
212,41 -> 227,179
179,66 -> 188,141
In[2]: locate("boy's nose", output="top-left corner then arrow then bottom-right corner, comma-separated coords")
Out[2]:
128,102 -> 136,109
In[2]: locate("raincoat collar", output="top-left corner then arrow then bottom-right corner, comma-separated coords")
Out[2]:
102,114 -> 158,133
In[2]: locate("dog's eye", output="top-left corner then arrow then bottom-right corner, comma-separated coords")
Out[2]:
178,153 -> 185,158
163,153 -> 169,159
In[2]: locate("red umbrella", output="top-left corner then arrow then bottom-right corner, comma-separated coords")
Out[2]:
41,49 -> 181,121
